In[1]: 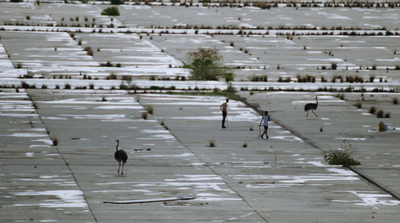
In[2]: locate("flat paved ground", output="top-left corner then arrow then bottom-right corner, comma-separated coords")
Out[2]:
1,88 -> 400,222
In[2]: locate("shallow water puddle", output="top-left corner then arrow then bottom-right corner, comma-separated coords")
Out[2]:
11,190 -> 88,208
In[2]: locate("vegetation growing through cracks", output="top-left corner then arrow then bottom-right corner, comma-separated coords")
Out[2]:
185,48 -> 234,82
101,6 -> 120,16
324,140 -> 361,167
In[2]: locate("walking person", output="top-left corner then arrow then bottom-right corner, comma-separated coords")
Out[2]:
220,98 -> 229,128
259,111 -> 270,139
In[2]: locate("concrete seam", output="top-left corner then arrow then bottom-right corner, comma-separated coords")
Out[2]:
27,89 -> 99,223
136,96 -> 270,223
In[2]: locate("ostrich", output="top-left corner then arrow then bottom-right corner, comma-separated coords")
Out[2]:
114,140 -> 128,175
304,96 -> 318,117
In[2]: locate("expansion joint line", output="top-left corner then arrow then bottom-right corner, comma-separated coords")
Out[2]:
166,128 -> 270,222
135,95 -> 269,222
26,89 -> 99,223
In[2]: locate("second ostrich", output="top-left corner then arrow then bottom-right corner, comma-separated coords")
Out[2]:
304,96 -> 318,117
114,140 -> 128,175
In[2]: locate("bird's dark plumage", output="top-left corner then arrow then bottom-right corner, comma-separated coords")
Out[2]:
114,140 -> 128,175
304,96 -> 318,117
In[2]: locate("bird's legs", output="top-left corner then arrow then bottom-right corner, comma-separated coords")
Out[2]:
312,110 -> 318,117
306,111 -> 309,117
118,161 -> 121,174
121,163 -> 124,175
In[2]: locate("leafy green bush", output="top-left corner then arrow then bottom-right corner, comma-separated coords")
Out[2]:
186,48 -> 234,81
324,140 -> 361,167
101,7 -> 120,16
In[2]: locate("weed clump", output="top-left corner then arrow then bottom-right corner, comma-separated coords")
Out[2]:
376,109 -> 384,118
146,106 -> 154,115
209,140 -> 215,147
101,6 -> 120,16
369,106 -> 377,114
324,140 -> 361,167
249,74 -> 268,82
52,138 -> 58,146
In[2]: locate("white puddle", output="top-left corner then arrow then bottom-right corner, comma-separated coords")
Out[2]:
7,133 -> 48,137
58,114 -> 126,120
137,153 -> 194,158
95,106 -> 142,110
335,137 -> 367,141
270,135 -> 303,142
12,190 -> 88,208
25,152 -> 34,158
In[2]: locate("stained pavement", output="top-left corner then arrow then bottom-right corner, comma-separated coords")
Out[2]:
1,89 -> 400,222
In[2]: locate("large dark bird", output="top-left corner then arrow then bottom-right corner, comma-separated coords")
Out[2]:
304,96 -> 318,117
114,140 -> 128,175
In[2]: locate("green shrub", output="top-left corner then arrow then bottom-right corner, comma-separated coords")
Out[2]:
324,140 -> 361,167
393,97 -> 398,105
101,6 -> 120,16
186,48 -> 234,81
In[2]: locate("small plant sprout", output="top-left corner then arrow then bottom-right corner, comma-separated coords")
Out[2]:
141,112 -> 148,120
209,140 -> 215,147
376,109 -> 384,118
393,97 -> 398,105
369,106 -> 377,114
355,101 -> 362,108
324,140 -> 360,167
52,138 -> 58,146
146,105 -> 154,115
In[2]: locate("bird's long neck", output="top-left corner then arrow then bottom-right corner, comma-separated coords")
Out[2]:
116,141 -> 119,152
316,97 -> 318,105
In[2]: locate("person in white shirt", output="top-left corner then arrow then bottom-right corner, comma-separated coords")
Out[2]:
259,111 -> 270,139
